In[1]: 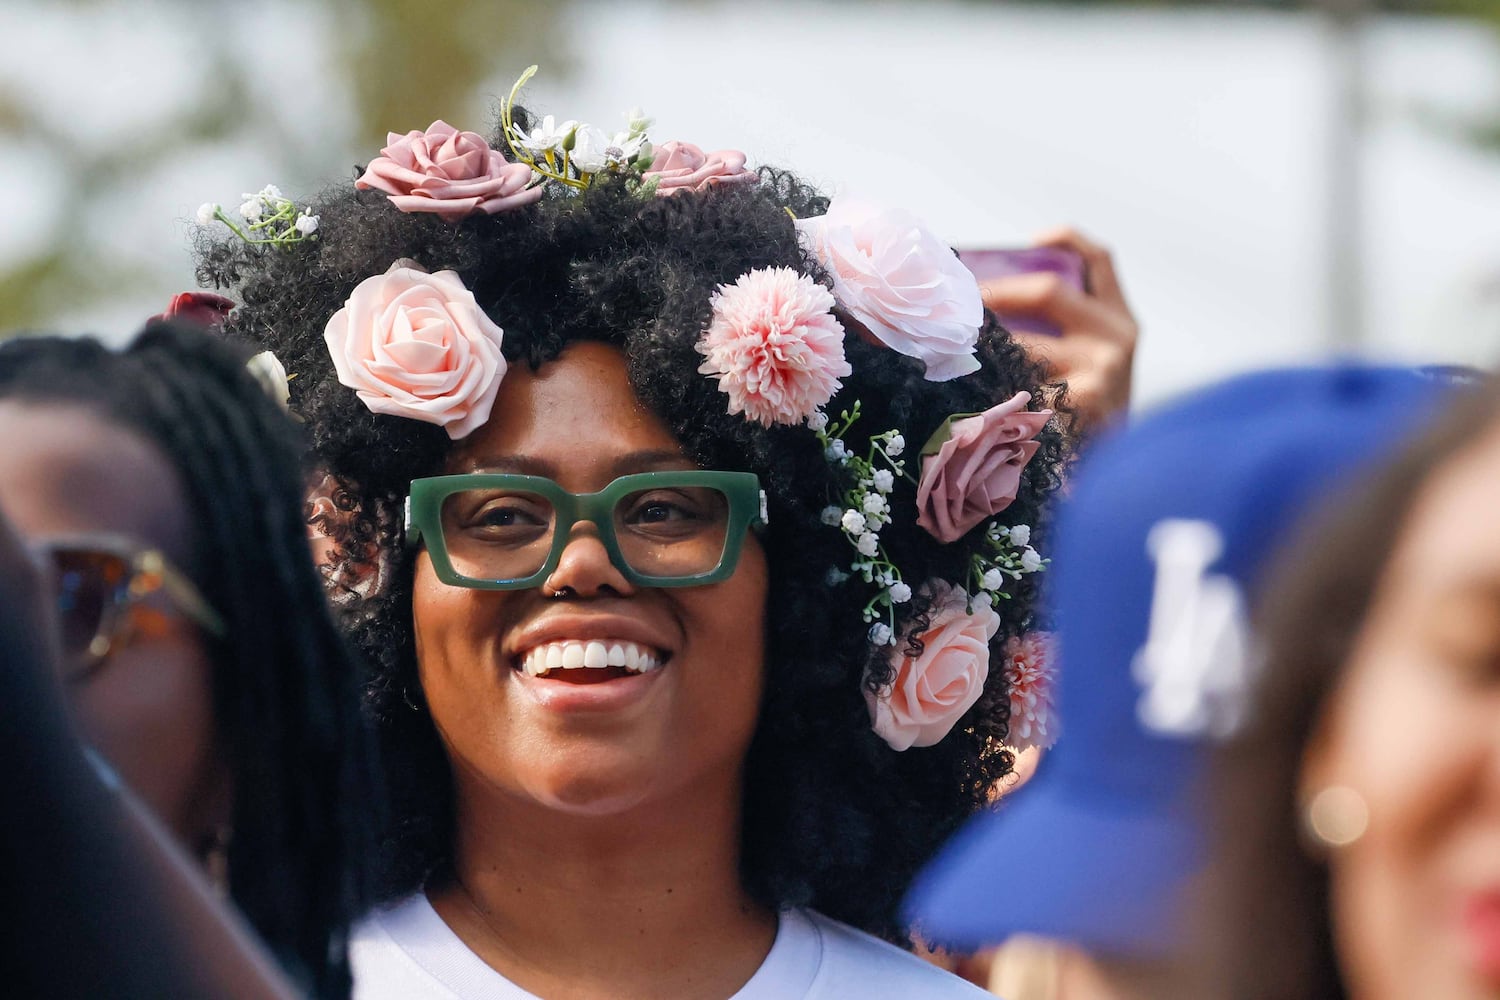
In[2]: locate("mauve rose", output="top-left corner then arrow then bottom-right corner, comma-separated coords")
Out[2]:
915,391 -> 1052,543
151,291 -> 235,329
866,580 -> 1000,751
356,120 -> 541,221
795,195 -> 984,382
644,141 -> 757,194
323,263 -> 507,439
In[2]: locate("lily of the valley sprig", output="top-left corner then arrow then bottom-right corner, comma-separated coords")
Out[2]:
967,521 -> 1046,612
815,400 -> 915,646
501,65 -> 655,192
197,184 -> 318,250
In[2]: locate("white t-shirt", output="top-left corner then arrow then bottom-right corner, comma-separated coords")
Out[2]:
350,892 -> 990,999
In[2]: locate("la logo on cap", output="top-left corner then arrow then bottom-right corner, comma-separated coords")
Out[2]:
1131,519 -> 1251,740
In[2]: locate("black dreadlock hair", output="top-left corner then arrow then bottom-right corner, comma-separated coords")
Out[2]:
196,110 -> 1069,943
0,323 -> 380,999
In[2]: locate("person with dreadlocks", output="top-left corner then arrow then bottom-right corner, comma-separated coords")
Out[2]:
190,78 -> 1075,998
0,321 -> 379,999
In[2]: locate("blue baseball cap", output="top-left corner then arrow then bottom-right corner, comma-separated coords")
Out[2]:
903,364 -> 1456,956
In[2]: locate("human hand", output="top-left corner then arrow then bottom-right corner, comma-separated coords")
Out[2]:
980,228 -> 1139,437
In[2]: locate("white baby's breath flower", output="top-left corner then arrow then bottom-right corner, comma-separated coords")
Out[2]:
886,433 -> 905,457
196,202 -> 218,226
888,581 -> 912,603
1008,524 -> 1032,547
875,568 -> 894,587
826,439 -> 850,462
841,510 -> 868,535
981,567 -> 1006,592
821,506 -> 843,526
258,183 -> 283,202
856,532 -> 880,557
808,410 -> 829,432
294,212 -> 319,235
862,493 -> 887,516
1020,546 -> 1043,573
868,622 -> 893,646
239,199 -> 264,221
871,468 -> 894,493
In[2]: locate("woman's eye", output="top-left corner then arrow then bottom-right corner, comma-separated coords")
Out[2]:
474,504 -> 546,529
635,501 -> 691,524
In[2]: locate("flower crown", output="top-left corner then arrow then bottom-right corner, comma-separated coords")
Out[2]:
186,68 -> 1056,755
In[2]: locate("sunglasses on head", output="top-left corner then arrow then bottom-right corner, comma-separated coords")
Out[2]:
31,534 -> 226,682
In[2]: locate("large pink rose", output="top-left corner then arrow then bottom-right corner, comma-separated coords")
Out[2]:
323,264 -> 507,439
356,120 -> 541,221
795,194 -> 984,382
644,141 -> 758,194
866,580 -> 1000,751
915,391 -> 1052,543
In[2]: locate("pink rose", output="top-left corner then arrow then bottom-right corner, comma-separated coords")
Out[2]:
866,580 -> 1001,751
644,141 -> 758,194
151,291 -> 235,329
915,391 -> 1051,543
795,194 -> 984,382
696,267 -> 851,426
355,120 -> 541,221
323,264 -> 507,439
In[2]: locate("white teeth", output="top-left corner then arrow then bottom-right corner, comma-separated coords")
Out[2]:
519,639 -> 666,677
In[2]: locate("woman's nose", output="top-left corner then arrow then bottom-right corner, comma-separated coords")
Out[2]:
541,524 -> 635,598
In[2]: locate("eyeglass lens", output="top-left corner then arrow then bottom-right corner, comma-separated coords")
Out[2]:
438,484 -> 733,583
49,549 -> 131,668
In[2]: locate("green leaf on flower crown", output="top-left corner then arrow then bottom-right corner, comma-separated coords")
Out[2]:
919,411 -> 983,457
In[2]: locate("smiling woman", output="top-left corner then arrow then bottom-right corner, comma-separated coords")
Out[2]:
192,96 -> 1065,999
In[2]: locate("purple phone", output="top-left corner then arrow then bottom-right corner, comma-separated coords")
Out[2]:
957,247 -> 1086,338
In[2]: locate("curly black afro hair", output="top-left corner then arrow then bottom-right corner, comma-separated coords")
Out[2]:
195,109 -> 1068,943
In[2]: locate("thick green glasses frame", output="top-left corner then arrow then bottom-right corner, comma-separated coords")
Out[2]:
405,471 -> 767,590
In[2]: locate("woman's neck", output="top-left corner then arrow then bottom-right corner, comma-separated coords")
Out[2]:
429,775 -> 778,1000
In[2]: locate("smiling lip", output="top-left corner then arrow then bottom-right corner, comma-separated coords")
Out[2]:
506,615 -> 674,712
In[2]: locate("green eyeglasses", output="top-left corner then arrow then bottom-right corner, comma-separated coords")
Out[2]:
405,471 -> 767,590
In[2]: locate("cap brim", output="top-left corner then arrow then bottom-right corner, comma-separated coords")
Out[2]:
903,781 -> 1201,957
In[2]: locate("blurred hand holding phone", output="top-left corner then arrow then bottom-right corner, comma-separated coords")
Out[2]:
956,247 -> 1086,338
957,231 -> 1139,433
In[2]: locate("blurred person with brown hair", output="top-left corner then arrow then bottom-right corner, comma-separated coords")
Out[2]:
905,365 -> 1457,1000
1214,374 -> 1500,1000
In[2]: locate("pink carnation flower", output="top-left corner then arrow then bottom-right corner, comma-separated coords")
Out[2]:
696,267 -> 851,426
356,120 -> 541,221
1002,631 -> 1059,752
644,141 -> 758,194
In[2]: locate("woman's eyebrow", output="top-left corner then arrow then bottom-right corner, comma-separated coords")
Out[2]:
458,450 -> 694,477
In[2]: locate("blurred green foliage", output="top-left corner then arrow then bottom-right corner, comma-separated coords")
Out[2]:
2,0 -> 1497,336
0,0 -> 566,335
